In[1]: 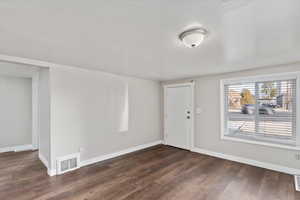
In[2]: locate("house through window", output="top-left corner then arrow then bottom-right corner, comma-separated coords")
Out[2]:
222,74 -> 299,148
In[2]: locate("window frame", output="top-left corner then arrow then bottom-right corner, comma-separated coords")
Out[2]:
220,71 -> 300,150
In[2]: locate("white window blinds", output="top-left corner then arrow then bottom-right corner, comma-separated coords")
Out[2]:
224,79 -> 297,145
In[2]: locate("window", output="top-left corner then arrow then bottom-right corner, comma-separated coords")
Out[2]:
221,73 -> 300,149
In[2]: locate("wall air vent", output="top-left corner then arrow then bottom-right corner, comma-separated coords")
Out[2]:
56,153 -> 80,175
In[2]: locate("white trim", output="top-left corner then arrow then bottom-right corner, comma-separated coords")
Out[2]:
163,82 -> 195,150
296,75 -> 300,146
32,72 -> 39,149
221,71 -> 300,85
39,152 -> 49,168
0,54 -> 50,68
190,82 -> 195,150
222,135 -> 300,151
81,140 -> 162,167
163,82 -> 195,88
39,152 -> 56,176
294,175 -> 300,191
47,169 -> 57,176
220,80 -> 225,141
220,71 -> 300,150
0,144 -> 34,153
192,147 -> 300,175
0,64 -> 40,151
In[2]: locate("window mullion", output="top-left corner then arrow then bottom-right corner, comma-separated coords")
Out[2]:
254,82 -> 259,136
224,85 -> 229,134
296,78 -> 300,146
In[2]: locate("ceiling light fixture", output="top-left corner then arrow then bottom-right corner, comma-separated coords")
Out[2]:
179,28 -> 208,48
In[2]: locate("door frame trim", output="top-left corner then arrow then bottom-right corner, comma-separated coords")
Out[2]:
0,66 -> 40,150
163,81 -> 195,150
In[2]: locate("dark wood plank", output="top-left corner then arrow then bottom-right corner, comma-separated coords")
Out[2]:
0,145 -> 299,200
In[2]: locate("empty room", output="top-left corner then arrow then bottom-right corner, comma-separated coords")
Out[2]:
0,0 -> 300,199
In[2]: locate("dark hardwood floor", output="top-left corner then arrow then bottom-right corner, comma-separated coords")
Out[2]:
0,145 -> 299,200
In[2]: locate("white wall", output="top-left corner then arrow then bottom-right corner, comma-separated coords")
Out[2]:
163,62 -> 300,170
38,68 -> 51,166
49,66 -> 161,170
0,75 -> 32,149
0,61 -> 40,78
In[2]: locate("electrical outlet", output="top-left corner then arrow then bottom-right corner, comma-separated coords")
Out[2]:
295,153 -> 300,160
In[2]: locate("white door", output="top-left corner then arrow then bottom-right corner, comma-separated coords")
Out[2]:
164,84 -> 193,150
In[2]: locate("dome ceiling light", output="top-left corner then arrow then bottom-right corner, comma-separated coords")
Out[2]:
179,28 -> 208,48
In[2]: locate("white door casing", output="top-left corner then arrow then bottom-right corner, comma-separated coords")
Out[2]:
164,82 -> 194,150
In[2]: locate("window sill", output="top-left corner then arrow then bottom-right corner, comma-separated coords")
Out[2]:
221,135 -> 300,151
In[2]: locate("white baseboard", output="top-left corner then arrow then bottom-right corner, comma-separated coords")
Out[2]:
192,147 -> 300,175
0,144 -> 33,153
47,169 -> 57,176
39,153 -> 49,168
39,153 -> 56,176
81,140 -> 162,167
294,175 -> 300,191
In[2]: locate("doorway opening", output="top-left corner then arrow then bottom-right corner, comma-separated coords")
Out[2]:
164,82 -> 195,150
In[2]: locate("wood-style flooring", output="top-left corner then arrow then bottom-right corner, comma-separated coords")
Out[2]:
0,145 -> 299,200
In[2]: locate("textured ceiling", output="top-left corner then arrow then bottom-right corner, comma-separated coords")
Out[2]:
0,0 -> 299,80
